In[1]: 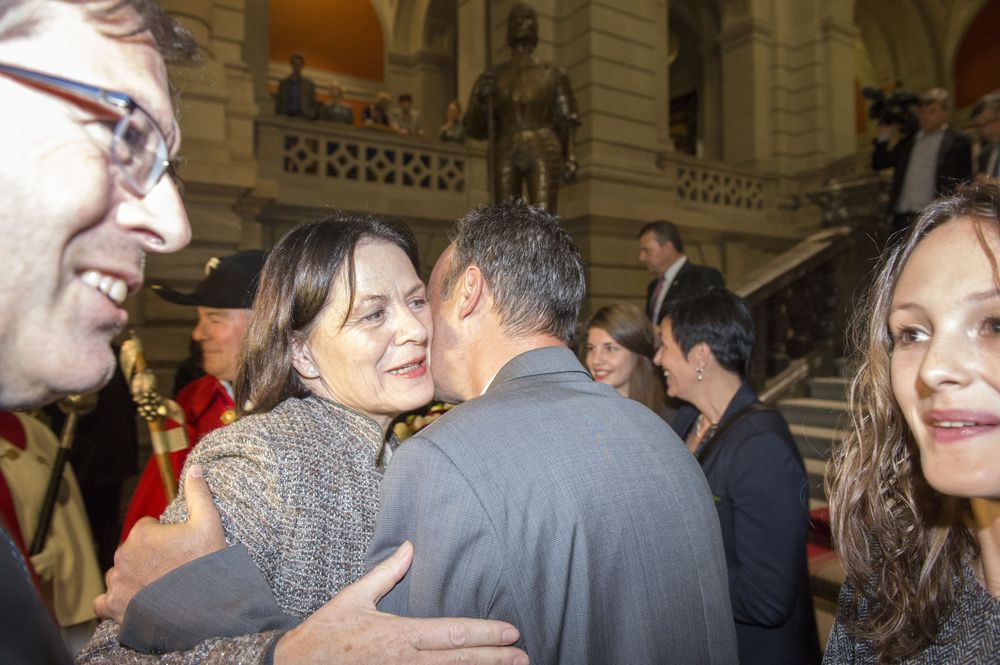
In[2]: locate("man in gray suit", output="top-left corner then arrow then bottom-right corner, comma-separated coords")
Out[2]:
368,202 -> 736,663
100,203 -> 736,663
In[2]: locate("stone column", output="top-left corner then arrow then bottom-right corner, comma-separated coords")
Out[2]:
142,1 -> 270,378
718,2 -> 774,169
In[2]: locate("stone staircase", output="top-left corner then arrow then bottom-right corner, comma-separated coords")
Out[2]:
777,375 -> 850,650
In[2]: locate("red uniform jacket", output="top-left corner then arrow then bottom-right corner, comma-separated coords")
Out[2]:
120,375 -> 235,540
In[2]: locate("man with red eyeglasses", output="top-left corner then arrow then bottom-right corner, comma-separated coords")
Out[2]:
0,3 -> 523,665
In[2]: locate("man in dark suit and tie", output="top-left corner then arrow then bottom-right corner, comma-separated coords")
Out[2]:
973,90 -> 1000,183
639,220 -> 725,325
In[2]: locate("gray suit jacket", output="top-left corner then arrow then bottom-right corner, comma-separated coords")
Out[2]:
369,347 -> 737,664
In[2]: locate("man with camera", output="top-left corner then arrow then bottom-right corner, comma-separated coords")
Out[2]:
872,88 -> 972,235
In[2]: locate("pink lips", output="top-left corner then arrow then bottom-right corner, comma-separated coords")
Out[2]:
389,358 -> 427,379
924,409 -> 1000,443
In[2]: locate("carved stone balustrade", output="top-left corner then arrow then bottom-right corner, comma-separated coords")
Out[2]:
256,117 -> 489,221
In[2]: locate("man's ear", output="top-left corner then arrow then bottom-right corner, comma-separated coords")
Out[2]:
456,265 -> 486,320
290,338 -> 319,379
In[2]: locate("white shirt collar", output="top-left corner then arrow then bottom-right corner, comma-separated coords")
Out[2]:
662,255 -> 687,284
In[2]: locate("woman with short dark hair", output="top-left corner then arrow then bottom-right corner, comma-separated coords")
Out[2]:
655,288 -> 820,665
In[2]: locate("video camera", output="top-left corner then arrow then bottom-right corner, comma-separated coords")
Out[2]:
862,84 -> 921,136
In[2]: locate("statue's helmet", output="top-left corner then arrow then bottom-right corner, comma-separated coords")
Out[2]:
507,3 -> 539,50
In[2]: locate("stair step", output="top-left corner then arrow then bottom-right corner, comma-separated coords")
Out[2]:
804,456 -> 828,501
809,497 -> 827,511
808,376 -> 849,401
808,549 -> 845,604
789,424 -> 841,460
779,398 -> 848,430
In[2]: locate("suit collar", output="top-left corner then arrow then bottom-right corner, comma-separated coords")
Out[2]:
716,380 -> 758,425
486,346 -> 589,392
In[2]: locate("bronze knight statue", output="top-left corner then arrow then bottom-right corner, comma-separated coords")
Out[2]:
465,3 -> 580,212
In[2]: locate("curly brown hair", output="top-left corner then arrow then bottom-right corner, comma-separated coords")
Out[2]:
825,184 -> 1000,661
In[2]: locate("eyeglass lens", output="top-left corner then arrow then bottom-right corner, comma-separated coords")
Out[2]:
111,106 -> 169,194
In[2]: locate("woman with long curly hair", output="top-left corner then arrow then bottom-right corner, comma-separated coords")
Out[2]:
824,184 -> 1000,663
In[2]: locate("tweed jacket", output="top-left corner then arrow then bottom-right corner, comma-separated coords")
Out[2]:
824,567 -> 1000,664
120,374 -> 236,540
77,395 -> 386,664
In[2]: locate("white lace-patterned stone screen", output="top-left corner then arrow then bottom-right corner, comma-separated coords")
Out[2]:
676,165 -> 766,211
281,133 -> 466,193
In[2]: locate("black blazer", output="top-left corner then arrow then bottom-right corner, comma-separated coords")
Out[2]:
673,383 -> 821,665
646,260 -> 725,323
872,128 -> 972,213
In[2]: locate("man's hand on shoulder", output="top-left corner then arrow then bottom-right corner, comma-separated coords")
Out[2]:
94,465 -> 226,623
274,541 -> 528,665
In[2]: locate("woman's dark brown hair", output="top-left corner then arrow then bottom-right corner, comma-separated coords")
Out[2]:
826,183 -> 1000,661
582,304 -> 667,415
235,213 -> 418,415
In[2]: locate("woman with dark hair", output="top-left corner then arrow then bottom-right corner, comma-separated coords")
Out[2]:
80,213 -> 435,661
654,288 -> 820,665
581,303 -> 668,418
824,184 -> 1000,663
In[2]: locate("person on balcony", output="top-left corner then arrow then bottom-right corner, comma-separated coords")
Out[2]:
872,88 -> 971,235
275,53 -> 318,120
390,93 -> 423,137
638,219 -> 725,326
655,288 -> 821,665
363,91 -> 392,128
319,83 -> 354,125
439,100 -> 465,144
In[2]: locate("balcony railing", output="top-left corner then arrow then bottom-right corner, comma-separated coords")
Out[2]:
662,152 -> 784,225
256,116 -> 488,219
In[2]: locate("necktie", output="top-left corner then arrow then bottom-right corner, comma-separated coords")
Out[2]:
649,276 -> 665,321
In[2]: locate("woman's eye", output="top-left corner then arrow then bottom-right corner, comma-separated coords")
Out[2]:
409,297 -> 428,310
363,309 -> 385,323
980,317 -> 1000,336
892,327 -> 928,345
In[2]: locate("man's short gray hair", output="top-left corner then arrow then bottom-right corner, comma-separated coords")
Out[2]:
920,87 -> 949,109
441,201 -> 586,343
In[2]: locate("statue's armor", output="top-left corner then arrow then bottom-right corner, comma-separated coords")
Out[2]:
466,55 -> 579,211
